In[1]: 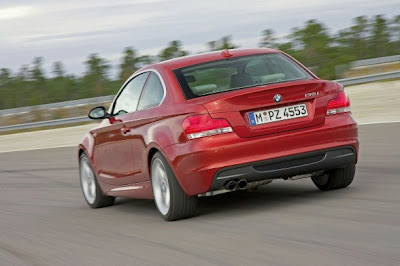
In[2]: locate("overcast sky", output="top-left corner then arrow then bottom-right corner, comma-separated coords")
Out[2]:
0,0 -> 399,77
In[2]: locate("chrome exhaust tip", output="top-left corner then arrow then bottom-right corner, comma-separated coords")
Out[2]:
225,180 -> 238,191
237,179 -> 248,190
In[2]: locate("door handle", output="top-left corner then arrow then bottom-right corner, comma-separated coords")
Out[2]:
121,127 -> 131,136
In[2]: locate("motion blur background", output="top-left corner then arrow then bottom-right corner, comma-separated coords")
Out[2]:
1,1 -> 400,265
0,0 -> 399,111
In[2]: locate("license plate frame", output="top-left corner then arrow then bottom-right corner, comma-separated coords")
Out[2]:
248,103 -> 308,126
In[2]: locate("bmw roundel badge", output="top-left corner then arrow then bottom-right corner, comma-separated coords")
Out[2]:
273,94 -> 282,103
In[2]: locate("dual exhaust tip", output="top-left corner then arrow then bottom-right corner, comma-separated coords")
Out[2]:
225,179 -> 248,191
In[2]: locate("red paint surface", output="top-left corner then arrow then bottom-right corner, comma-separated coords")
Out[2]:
78,48 -> 358,198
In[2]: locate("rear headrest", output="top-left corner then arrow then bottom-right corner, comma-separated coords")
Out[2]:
260,73 -> 286,83
230,73 -> 254,88
192,84 -> 218,95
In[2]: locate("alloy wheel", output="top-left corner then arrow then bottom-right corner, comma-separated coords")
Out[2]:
152,158 -> 171,215
80,157 -> 96,204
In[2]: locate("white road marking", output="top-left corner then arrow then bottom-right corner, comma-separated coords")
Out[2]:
0,145 -> 79,153
0,124 -> 96,153
358,120 -> 400,125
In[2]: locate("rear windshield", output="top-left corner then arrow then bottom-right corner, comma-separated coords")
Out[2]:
173,53 -> 313,99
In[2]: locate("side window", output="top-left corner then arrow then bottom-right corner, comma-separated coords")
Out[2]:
137,72 -> 165,110
113,72 -> 149,115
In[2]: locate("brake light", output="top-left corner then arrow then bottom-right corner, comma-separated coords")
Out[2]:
183,114 -> 233,140
326,90 -> 351,115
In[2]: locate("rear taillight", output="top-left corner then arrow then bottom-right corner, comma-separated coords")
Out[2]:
182,114 -> 233,140
326,90 -> 351,115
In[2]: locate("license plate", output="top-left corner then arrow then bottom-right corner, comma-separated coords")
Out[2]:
248,103 -> 308,126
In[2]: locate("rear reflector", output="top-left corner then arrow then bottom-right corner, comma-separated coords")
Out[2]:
183,114 -> 233,140
326,90 -> 351,115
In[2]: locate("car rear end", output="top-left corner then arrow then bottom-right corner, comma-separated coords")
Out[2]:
163,50 -> 358,196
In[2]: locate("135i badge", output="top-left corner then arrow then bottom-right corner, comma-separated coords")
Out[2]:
305,92 -> 319,97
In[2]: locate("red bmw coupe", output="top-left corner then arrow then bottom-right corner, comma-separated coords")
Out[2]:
78,48 -> 358,221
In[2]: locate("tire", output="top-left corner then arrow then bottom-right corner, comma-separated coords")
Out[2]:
312,164 -> 356,191
79,153 -> 115,208
151,152 -> 198,221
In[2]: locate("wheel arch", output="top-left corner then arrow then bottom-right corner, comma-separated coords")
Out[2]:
148,147 -> 160,169
78,147 -> 85,157
147,145 -> 165,180
78,132 -> 95,161
146,144 -> 191,196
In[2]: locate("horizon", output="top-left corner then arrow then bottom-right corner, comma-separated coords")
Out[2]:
0,0 -> 399,78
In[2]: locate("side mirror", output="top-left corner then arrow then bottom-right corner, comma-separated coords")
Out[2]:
88,106 -> 110,120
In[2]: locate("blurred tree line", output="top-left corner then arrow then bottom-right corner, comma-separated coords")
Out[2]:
0,14 -> 399,109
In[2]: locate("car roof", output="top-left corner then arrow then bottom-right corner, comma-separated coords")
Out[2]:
155,48 -> 279,70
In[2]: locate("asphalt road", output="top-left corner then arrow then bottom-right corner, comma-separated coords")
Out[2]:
0,123 -> 399,266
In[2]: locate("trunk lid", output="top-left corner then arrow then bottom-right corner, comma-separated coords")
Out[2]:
189,80 -> 339,138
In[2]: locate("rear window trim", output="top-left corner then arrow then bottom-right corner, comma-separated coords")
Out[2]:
173,53 -> 314,100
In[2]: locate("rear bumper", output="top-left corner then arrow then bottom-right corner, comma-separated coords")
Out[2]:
210,146 -> 356,190
163,114 -> 358,196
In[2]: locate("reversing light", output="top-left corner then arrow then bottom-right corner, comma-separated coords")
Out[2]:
326,90 -> 351,115
182,114 -> 233,140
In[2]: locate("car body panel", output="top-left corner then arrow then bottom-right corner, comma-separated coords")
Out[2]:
191,79 -> 339,137
162,114 -> 358,196
91,113 -> 139,185
78,48 -> 359,200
